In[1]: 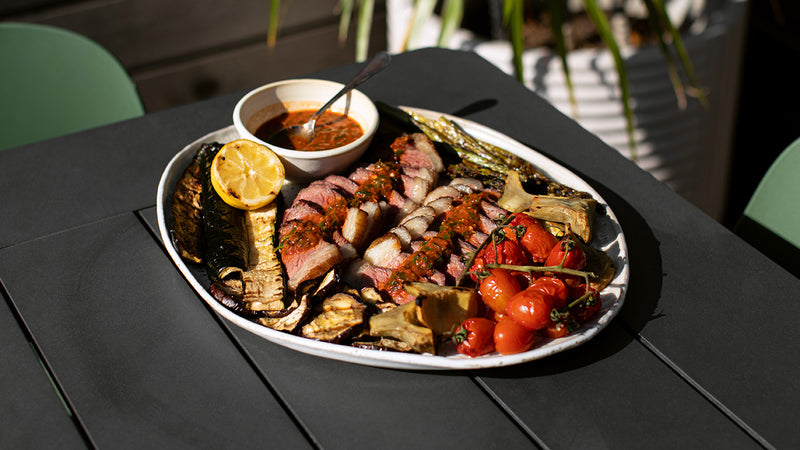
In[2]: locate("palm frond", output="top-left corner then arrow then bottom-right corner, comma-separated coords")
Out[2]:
582,0 -> 637,162
338,0 -> 355,45
404,0 -> 438,51
651,0 -> 709,107
546,0 -> 577,117
267,0 -> 281,48
438,0 -> 465,47
355,0 -> 375,61
503,0 -> 525,82
641,0 -> 687,109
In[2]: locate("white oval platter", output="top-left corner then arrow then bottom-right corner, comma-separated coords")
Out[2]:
156,107 -> 629,370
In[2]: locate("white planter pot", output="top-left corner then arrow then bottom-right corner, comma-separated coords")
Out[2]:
387,0 -> 748,220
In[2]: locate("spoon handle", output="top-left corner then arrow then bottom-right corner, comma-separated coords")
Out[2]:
311,51 -> 391,121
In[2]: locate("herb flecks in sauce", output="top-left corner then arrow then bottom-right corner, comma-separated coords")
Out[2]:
279,162 -> 402,254
255,109 -> 363,151
383,192 -> 486,298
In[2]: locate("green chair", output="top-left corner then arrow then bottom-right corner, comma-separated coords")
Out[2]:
735,137 -> 800,277
0,22 -> 145,151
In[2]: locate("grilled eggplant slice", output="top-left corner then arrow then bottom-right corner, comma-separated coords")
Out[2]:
199,142 -> 249,291
171,151 -> 204,263
301,292 -> 367,343
241,202 -> 285,311
260,296 -> 310,332
351,337 -> 415,352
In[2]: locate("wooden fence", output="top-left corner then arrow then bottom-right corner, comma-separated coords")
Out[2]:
2,0 -> 387,112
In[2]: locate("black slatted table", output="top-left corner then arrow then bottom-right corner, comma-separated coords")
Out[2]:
1,48 -> 797,449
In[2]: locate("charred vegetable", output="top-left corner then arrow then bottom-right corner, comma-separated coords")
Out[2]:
301,292 -> 367,343
241,202 -> 285,311
369,303 -> 435,354
404,282 -> 479,335
498,170 -> 536,213
171,150 -> 204,263
259,269 -> 338,332
351,337 -> 415,352
581,242 -> 616,292
378,102 -> 589,198
199,142 -> 249,290
500,170 -> 597,243
259,296 -> 310,332
528,196 -> 597,244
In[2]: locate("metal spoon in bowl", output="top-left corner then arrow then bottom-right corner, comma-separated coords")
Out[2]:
267,51 -> 391,149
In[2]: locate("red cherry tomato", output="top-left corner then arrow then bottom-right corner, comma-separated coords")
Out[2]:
528,276 -> 569,310
508,214 -> 559,262
544,235 -> 587,270
452,318 -> 496,357
544,320 -> 572,339
572,288 -> 602,324
469,238 -> 526,280
505,287 -> 555,331
494,317 -> 535,355
568,282 -> 596,300
479,269 -> 522,315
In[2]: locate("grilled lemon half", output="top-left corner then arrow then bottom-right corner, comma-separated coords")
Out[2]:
210,139 -> 285,210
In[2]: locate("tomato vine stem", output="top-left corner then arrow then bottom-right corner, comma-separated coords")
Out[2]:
487,263 -> 595,280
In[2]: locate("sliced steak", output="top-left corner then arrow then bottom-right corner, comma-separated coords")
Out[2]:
282,240 -> 343,292
282,199 -> 325,226
292,180 -> 347,209
324,174 -> 359,196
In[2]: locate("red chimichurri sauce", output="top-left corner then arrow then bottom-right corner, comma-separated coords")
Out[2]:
383,193 -> 486,296
279,162 -> 402,255
254,109 -> 364,151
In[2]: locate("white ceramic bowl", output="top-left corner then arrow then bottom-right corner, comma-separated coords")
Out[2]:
233,78 -> 379,181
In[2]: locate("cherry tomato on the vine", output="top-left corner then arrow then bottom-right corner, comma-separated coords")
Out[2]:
544,234 -> 587,270
571,287 -> 602,324
507,213 -> 559,262
528,276 -> 569,310
494,317 -> 535,355
479,268 -> 521,315
469,237 -> 526,280
568,282 -> 595,300
452,318 -> 496,357
505,287 -> 555,331
545,320 -> 570,339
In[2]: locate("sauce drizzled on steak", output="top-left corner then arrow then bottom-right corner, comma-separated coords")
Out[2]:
279,133 -> 444,292
382,192 -> 486,302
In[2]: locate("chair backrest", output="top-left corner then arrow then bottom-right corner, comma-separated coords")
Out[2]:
735,137 -> 800,277
742,137 -> 800,248
0,22 -> 144,151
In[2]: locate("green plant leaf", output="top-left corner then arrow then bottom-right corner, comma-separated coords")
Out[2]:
355,0 -> 375,61
641,0 -> 686,109
267,0 -> 281,48
546,0 -> 577,117
503,0 -> 524,82
582,0 -> 637,162
339,0 -> 355,45
651,0 -> 709,108
438,0 -> 464,47
404,0 -> 438,51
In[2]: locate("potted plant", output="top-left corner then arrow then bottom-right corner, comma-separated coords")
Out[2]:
269,0 -> 749,219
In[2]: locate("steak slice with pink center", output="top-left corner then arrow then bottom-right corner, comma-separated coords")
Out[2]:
282,240 -> 343,292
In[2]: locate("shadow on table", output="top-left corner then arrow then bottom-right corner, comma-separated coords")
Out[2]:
451,100 -> 499,117
591,181 -> 664,335
734,216 -> 800,279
